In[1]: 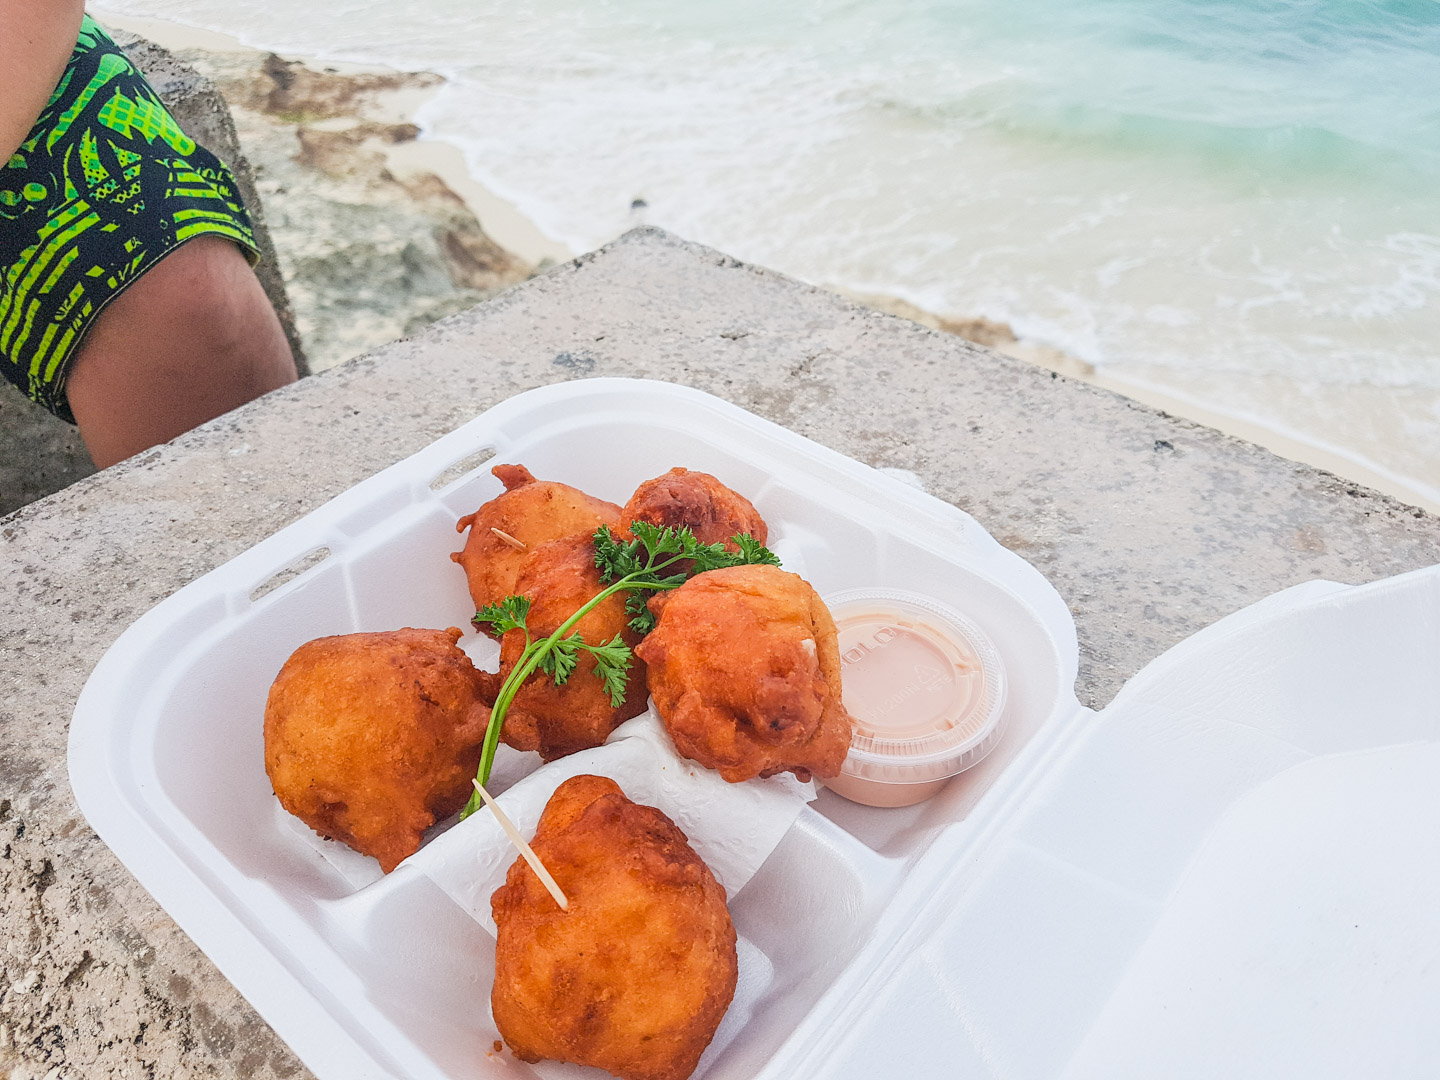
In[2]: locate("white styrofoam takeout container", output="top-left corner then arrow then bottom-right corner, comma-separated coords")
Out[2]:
69,379 -> 1440,1079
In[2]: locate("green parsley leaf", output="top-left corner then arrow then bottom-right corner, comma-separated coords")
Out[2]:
625,592 -> 658,635
473,594 -> 531,635
593,525 -> 645,583
533,630 -> 632,704
733,533 -> 782,567
681,533 -> 734,573
583,632 -> 633,708
629,520 -> 686,562
536,633 -> 581,686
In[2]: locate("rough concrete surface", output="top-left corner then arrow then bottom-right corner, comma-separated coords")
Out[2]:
1,228 -> 1438,1078
0,33 -> 305,519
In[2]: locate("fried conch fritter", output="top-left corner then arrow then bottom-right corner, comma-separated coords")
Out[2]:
499,534 -> 649,760
635,564 -> 852,782
453,464 -> 622,627
492,775 -> 738,1080
622,467 -> 767,549
263,627 -> 494,873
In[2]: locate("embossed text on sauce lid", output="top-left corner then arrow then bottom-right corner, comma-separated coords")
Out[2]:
822,588 -> 1007,807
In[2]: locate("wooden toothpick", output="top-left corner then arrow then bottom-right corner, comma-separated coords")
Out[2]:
472,779 -> 569,911
490,528 -> 528,552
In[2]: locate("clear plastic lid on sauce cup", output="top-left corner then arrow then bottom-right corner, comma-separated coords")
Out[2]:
822,588 -> 1007,808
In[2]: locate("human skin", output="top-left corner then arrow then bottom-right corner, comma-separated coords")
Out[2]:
0,0 -> 84,166
64,235 -> 298,468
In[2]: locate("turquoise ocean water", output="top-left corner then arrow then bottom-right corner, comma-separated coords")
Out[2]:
103,0 -> 1440,502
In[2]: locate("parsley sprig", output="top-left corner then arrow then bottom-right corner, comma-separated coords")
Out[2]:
459,521 -> 779,819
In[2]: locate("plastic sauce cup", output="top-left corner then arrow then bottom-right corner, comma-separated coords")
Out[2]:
822,588 -> 1007,807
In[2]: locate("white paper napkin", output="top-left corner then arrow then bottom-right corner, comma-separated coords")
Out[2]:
410,709 -> 816,935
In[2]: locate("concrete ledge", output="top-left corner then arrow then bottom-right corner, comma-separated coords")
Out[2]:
1,227 -> 1436,1077
0,32 -> 305,518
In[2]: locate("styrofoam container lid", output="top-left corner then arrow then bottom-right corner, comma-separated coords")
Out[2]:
828,587 -> 1007,785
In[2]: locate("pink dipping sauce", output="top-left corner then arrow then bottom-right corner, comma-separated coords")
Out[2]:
823,589 -> 1007,807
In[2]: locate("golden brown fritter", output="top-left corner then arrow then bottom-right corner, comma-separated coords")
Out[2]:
491,775 -> 738,1080
635,565 -> 852,782
622,467 -> 767,549
499,535 -> 649,760
453,464 -> 622,628
263,627 -> 494,873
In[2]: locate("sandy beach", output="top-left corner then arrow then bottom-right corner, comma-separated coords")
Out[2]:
92,7 -> 1439,512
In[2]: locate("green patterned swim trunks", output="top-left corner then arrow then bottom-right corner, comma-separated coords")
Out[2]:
0,15 -> 259,422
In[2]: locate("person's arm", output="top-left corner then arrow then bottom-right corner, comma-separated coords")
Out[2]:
0,0 -> 86,165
